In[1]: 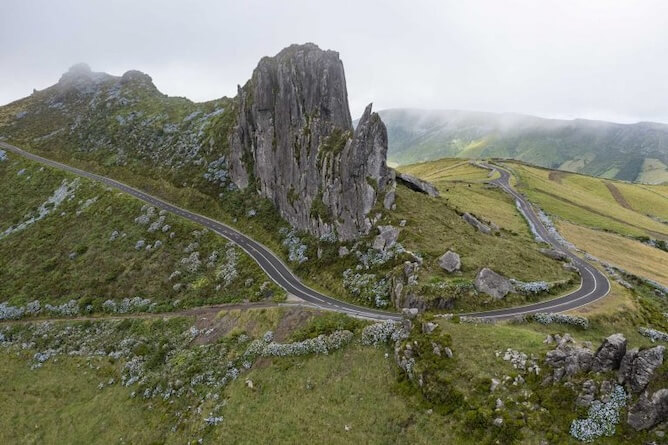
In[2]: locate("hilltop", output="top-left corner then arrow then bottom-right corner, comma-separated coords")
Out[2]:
379,108 -> 668,184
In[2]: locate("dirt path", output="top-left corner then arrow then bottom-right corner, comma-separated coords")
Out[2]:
548,171 -> 565,184
0,301 -> 322,326
605,182 -> 633,210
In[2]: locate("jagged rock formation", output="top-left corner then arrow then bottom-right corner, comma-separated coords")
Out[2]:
228,43 -> 395,240
0,44 -> 396,242
618,346 -> 665,393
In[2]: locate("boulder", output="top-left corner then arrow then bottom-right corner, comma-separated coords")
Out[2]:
628,389 -> 668,430
619,346 -> 665,393
474,268 -> 514,300
462,213 -> 491,234
373,225 -> 400,251
539,248 -> 568,261
592,333 -> 627,372
396,172 -> 439,197
401,308 -> 418,319
438,250 -> 461,273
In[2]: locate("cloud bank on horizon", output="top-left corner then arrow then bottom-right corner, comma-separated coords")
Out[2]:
1,0 -> 667,124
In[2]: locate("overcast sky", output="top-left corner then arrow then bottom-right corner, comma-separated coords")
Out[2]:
2,0 -> 667,123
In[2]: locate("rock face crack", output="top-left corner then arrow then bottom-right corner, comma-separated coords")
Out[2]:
228,43 -> 395,240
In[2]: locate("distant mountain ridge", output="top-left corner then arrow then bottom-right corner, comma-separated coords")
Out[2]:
378,108 -> 668,183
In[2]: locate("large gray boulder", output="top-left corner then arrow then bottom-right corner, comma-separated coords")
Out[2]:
228,43 -> 395,241
395,172 -> 439,197
592,333 -> 627,372
619,346 -> 665,393
462,213 -> 492,234
474,268 -> 513,300
372,225 -> 400,251
539,248 -> 568,261
438,250 -> 461,273
628,389 -> 668,430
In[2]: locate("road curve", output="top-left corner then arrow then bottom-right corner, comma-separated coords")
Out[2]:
1,142 -> 609,321
461,163 -> 611,319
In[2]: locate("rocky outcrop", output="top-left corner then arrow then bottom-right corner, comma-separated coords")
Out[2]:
545,337 -> 594,382
474,268 -> 513,300
228,43 -> 395,240
592,333 -> 627,372
395,173 -> 439,197
618,346 -> 665,393
438,250 -> 461,273
628,389 -> 668,430
372,225 -> 400,251
576,379 -> 598,407
462,213 -> 492,234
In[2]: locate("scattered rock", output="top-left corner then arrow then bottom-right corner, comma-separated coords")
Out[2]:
438,250 -> 461,273
545,341 -> 593,382
135,240 -> 146,250
421,322 -> 438,334
372,225 -> 400,251
444,347 -> 453,358
338,246 -> 349,257
396,172 -> 439,197
399,219 -> 407,227
493,417 -> 504,427
462,213 -> 491,234
474,268 -> 513,300
109,230 -> 119,241
490,378 -> 501,392
592,333 -> 627,372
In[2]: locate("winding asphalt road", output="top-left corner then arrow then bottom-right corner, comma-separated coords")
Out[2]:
1,142 -> 609,321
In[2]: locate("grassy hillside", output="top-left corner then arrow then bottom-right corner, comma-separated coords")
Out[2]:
380,108 -> 668,184
1,294 -> 665,444
0,151 -> 282,313
505,161 -> 668,240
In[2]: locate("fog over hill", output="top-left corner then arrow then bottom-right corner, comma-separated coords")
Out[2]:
377,108 -> 668,184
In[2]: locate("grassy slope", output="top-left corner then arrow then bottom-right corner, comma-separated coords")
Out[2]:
559,221 -> 668,287
1,294 -> 665,444
0,151 -> 282,310
506,161 -> 668,239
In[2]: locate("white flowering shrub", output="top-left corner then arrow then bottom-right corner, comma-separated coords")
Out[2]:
44,300 -> 79,316
180,252 -> 202,273
0,149 -> 7,161
532,312 -> 589,329
511,279 -> 551,294
216,246 -> 239,285
279,227 -> 308,263
354,244 -> 406,270
0,302 -> 26,320
342,269 -> 391,307
638,327 -> 668,342
570,385 -> 628,442
361,321 -> 408,346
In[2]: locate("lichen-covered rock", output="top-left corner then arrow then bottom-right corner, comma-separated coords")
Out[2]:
619,346 -> 665,393
592,333 -> 627,372
474,268 -> 513,300
576,379 -> 598,407
438,250 -> 461,273
395,172 -> 439,197
627,389 -> 668,430
228,43 -> 395,241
